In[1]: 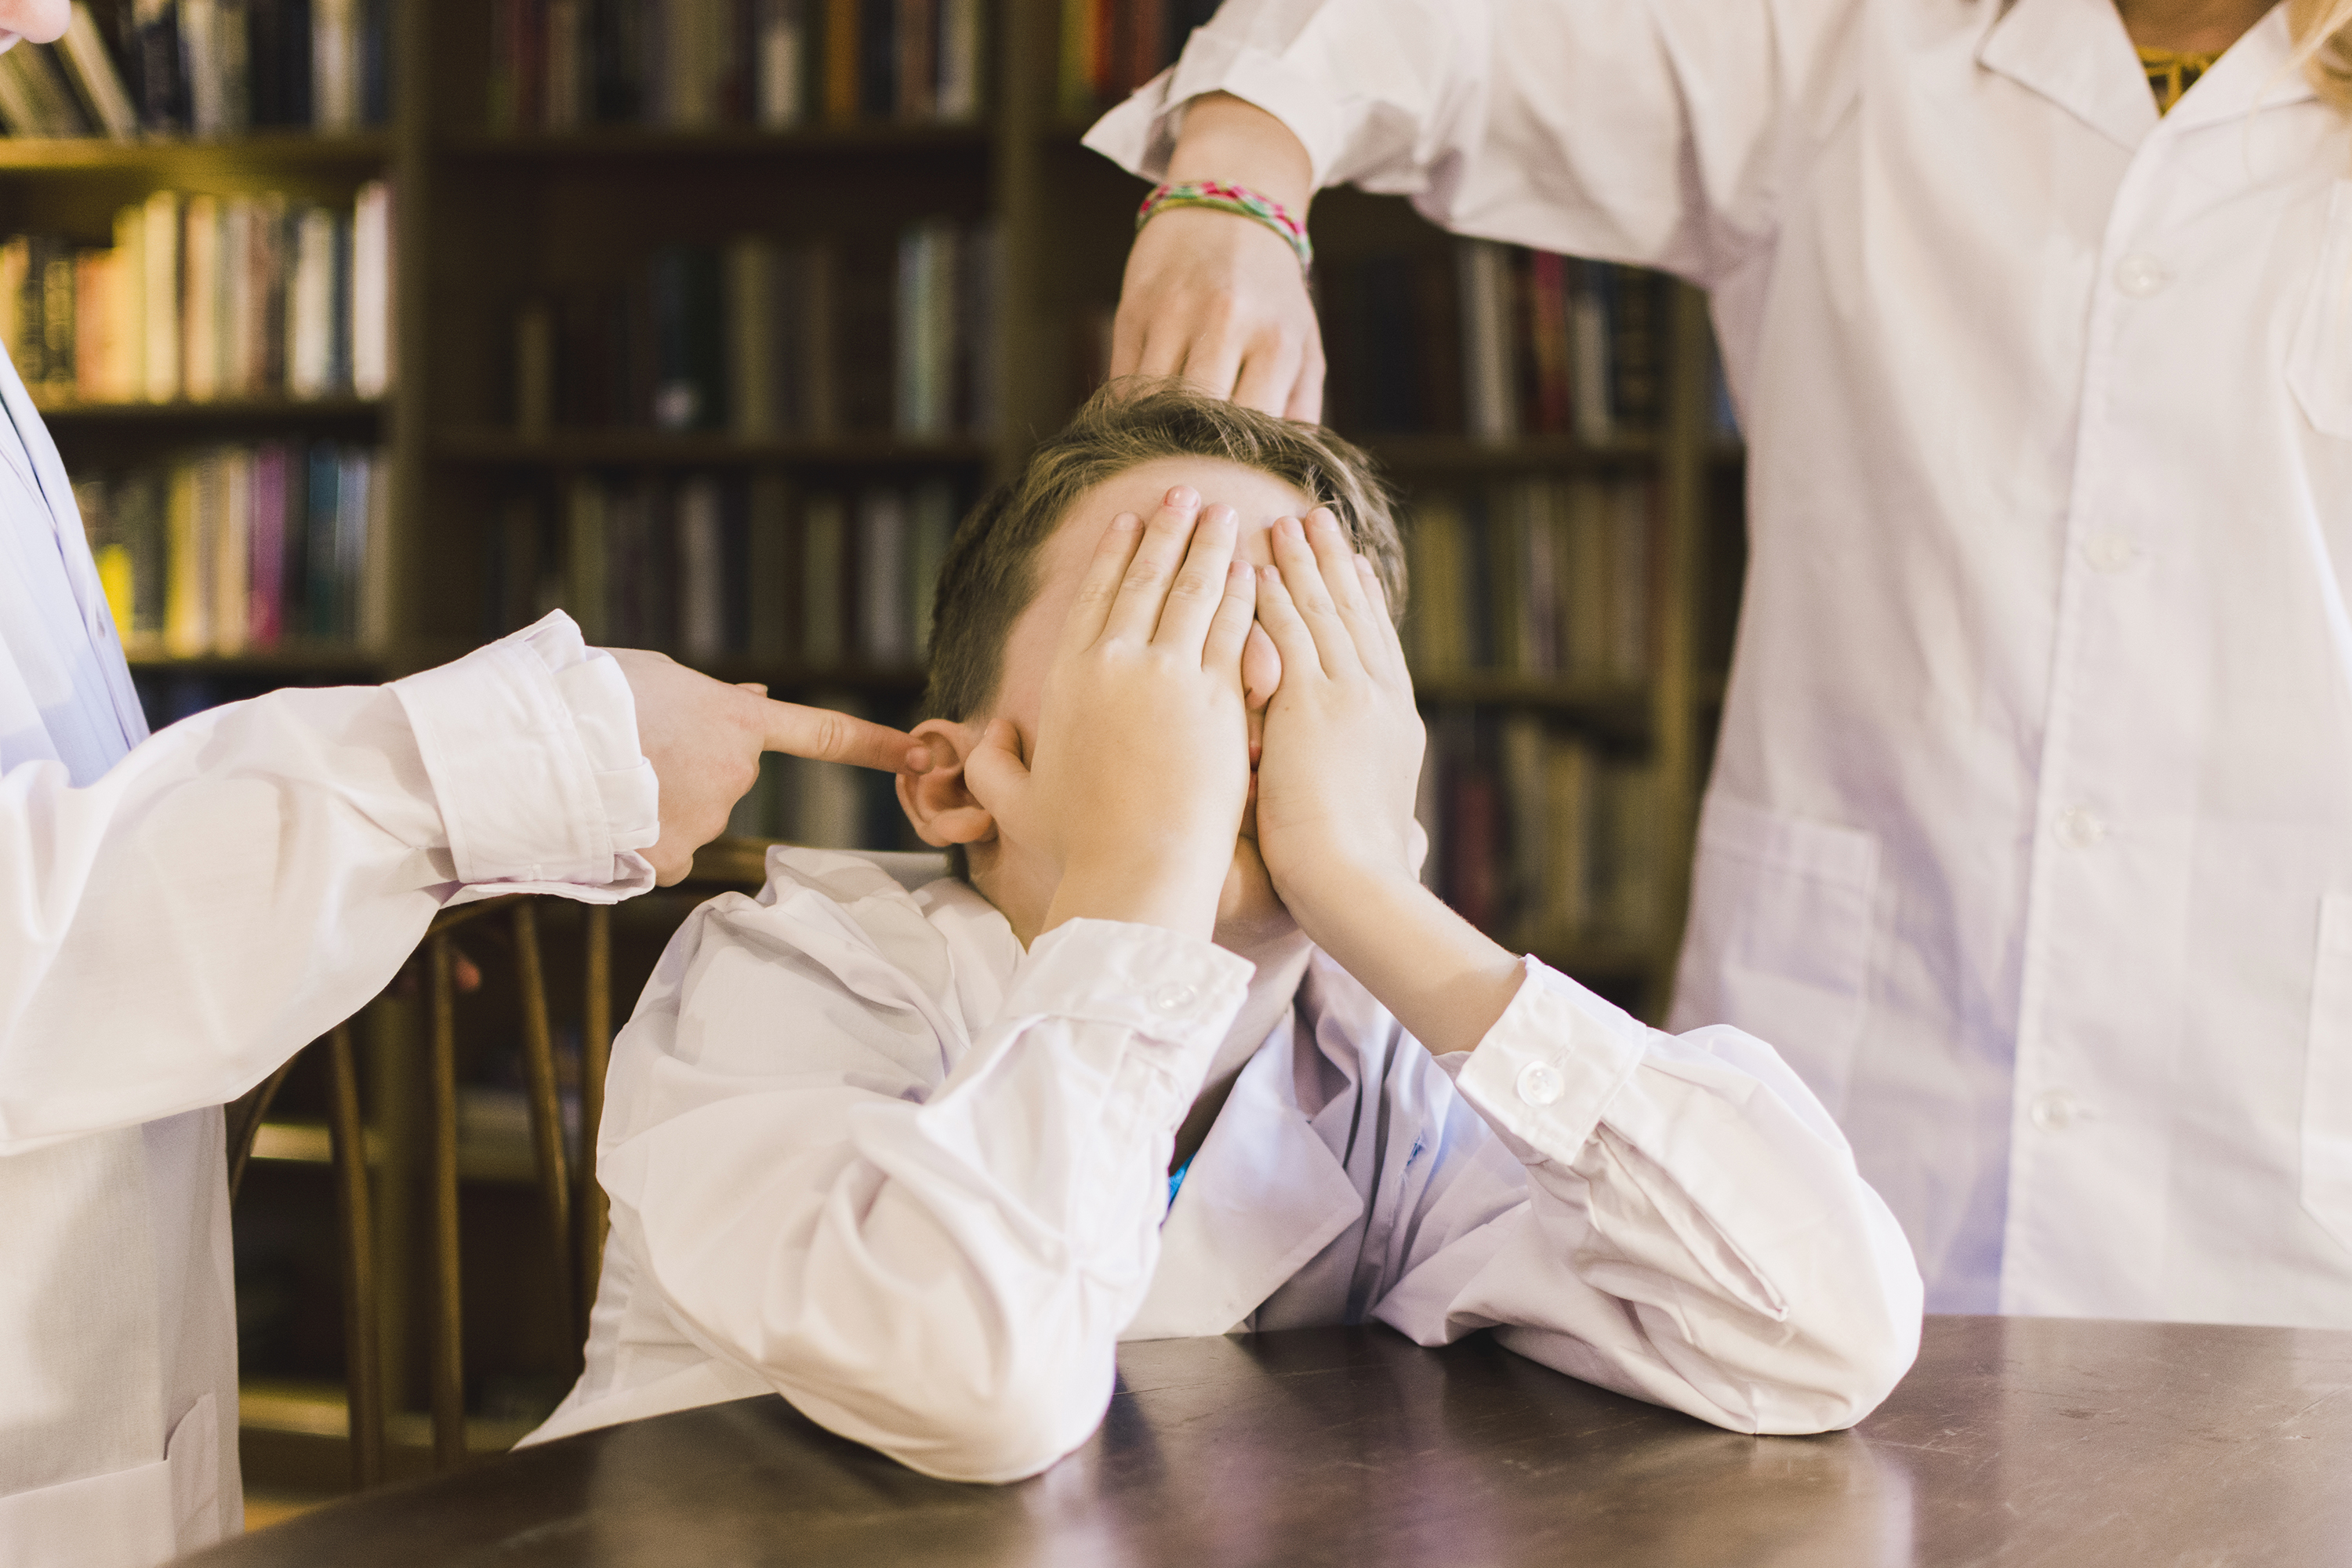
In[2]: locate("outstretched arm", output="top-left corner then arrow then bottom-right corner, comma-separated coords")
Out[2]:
0,614 -> 921,1152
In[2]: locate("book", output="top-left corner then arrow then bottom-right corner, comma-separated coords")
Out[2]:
753,0 -> 805,126
350,178 -> 391,396
58,2 -> 140,137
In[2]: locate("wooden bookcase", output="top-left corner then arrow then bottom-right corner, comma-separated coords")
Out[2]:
0,0 -> 1741,1491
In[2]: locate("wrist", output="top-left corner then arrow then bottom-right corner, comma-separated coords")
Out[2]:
1166,93 -> 1314,218
1047,847 -> 1229,942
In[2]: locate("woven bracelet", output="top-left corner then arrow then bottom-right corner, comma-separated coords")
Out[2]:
1137,180 -> 1314,273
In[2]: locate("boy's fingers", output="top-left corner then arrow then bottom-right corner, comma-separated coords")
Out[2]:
1253,562 -> 1322,681
1062,510 -> 1146,652
959,717 -> 1032,819
1356,556 -> 1411,684
1104,486 -> 1205,640
1307,507 -> 1372,617
1201,559 -> 1259,673
760,700 -> 927,774
1154,503 -> 1242,652
1270,514 -> 1363,678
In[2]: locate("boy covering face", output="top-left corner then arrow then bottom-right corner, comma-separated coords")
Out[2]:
528,386 -> 1923,1481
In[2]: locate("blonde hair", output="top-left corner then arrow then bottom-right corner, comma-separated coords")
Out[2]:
2292,0 -> 2352,110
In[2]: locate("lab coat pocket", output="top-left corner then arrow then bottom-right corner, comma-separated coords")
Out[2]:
2300,894 -> 2352,1257
2289,180 -> 2352,441
1671,796 -> 1879,1115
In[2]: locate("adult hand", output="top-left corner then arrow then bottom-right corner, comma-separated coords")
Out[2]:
964,487 -> 1259,940
1109,93 -> 1323,419
1248,507 -> 1427,921
608,649 -> 926,885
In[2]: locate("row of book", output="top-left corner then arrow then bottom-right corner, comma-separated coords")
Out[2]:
484,470 -> 963,669
487,0 -> 984,133
1320,245 -> 1669,443
1055,0 -> 1214,121
4,183 -> 393,405
512,220 -> 994,437
78,441 -> 389,655
0,0 -> 391,139
1418,713 -> 1663,950
1403,477 -> 1658,683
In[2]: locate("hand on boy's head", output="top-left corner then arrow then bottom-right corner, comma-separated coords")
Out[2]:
1246,507 -> 1427,921
609,649 -> 927,885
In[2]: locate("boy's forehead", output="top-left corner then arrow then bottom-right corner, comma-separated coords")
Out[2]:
1044,458 -> 1318,573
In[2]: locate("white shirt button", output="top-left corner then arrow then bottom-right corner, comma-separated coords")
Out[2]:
1151,982 -> 1197,1013
2055,806 -> 2105,849
2031,1090 -> 2082,1133
2082,532 -> 2136,573
2114,254 -> 2169,297
1515,1061 -> 1564,1108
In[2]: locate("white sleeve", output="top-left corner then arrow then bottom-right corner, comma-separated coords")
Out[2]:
0,611 -> 659,1152
597,905 -> 1254,1485
1370,958 -> 1922,1434
1083,0 -> 1864,283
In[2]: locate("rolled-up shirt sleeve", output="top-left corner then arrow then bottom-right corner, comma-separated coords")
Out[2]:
596,894 -> 1254,1484
1372,958 -> 1922,1435
0,611 -> 659,1150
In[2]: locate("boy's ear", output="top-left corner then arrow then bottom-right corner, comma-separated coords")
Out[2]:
898,719 -> 997,849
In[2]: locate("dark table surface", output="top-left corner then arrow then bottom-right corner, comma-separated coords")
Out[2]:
191,1315 -> 2352,1567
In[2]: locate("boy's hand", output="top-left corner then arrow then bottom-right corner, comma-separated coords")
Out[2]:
1250,509 -> 1427,920
965,488 -> 1259,940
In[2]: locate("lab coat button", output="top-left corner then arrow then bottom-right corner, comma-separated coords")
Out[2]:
1151,982 -> 1197,1013
2083,533 -> 2135,573
1515,1061 -> 1564,1107
2031,1091 -> 2082,1132
2114,254 -> 2169,298
2056,807 -> 2105,848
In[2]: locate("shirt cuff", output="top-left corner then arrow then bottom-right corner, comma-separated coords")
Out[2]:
1007,919 -> 1256,1051
1083,27 -> 1351,191
1451,956 -> 1648,1165
390,611 -> 660,902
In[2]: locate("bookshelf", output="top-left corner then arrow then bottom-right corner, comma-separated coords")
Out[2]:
3,0 -> 1742,1490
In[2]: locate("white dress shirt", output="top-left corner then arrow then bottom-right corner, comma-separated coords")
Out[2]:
528,847 -> 1922,1483
1087,0 -> 2352,1326
0,292 -> 659,1568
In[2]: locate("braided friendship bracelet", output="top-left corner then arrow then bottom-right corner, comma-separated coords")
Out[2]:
1137,180 -> 1314,273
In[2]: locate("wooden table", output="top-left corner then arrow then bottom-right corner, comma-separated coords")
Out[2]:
191,1316 -> 2352,1566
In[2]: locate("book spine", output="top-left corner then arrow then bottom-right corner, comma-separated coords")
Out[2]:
141,189 -> 180,400
566,474 -> 608,644
287,202 -> 331,396
936,0 -> 976,120
163,458 -> 205,655
754,0 -> 805,127
249,440 -> 284,645
822,0 -> 857,123
678,473 -> 723,661
350,178 -> 391,396
725,235 -> 775,436
313,0 -> 354,131
61,2 -> 143,136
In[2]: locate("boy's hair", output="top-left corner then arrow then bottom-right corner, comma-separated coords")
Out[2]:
922,379 -> 1407,727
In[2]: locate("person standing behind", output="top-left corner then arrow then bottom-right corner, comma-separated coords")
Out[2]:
0,9 -> 922,1566
1087,0 -> 2352,1328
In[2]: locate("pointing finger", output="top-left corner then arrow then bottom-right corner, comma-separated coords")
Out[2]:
760,699 -> 927,774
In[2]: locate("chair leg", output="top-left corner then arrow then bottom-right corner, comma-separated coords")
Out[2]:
579,903 -> 612,1322
510,902 -> 577,1348
326,1023 -> 387,1490
225,1054 -> 303,1204
427,933 -> 466,1472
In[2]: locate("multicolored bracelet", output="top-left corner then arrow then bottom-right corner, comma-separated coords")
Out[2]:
1136,180 -> 1314,274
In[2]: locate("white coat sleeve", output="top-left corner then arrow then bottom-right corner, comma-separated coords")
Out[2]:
0,611 -> 659,1152
595,904 -> 1254,1485
1370,959 -> 1923,1434
1083,0 -> 1864,284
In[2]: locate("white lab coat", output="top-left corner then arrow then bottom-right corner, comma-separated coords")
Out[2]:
525,847 -> 1921,1483
0,302 -> 659,1568
1087,0 -> 2352,1323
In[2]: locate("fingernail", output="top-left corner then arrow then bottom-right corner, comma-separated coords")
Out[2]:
1167,485 -> 1200,510
1278,515 -> 1305,541
1260,564 -> 1281,582
1308,506 -> 1339,532
1203,503 -> 1237,529
1356,555 -> 1376,575
1112,512 -> 1140,531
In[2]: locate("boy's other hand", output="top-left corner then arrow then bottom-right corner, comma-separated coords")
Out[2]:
1250,508 -> 1427,919
965,487 -> 1259,940
610,649 -> 926,885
